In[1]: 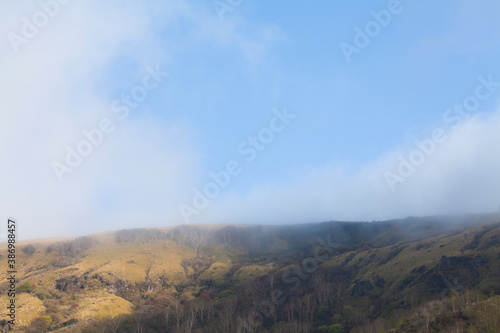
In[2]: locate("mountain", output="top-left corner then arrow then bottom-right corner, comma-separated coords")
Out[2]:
1,213 -> 500,332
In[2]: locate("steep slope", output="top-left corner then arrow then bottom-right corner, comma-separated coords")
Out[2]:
0,214 -> 498,332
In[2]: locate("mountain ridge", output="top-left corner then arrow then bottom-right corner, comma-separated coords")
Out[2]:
1,213 -> 499,332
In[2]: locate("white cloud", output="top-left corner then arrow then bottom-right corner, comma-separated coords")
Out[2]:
402,1 -> 500,76
0,1 -> 192,239
0,0 -> 285,240
200,109 -> 500,224
4,1 -> 496,240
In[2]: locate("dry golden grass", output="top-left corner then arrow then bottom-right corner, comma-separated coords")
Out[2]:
0,221 -> 496,332
268,237 -> 289,252
322,222 -> 500,296
0,292 -> 45,327
0,230 -> 199,331
233,264 -> 274,284
197,262 -> 232,282
59,238 -> 195,284
72,290 -> 133,321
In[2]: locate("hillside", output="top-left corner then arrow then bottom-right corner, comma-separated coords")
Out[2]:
1,214 -> 500,332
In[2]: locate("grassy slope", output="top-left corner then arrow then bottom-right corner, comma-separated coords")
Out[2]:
323,221 -> 500,294
0,216 -> 499,331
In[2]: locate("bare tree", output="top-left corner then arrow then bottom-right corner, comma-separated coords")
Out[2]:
457,289 -> 474,315
171,301 -> 184,333
109,317 -> 122,333
284,300 -> 296,323
161,309 -> 170,329
184,302 -> 196,333
220,295 -> 238,332
418,305 -> 432,333
302,294 -> 317,323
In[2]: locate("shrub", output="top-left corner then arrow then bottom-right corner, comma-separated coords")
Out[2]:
219,289 -> 233,298
316,306 -> 330,321
46,236 -> 96,258
23,245 -> 36,256
319,324 -> 344,333
35,288 -> 52,300
28,316 -> 52,333
115,228 -> 168,243
384,301 -> 396,314
19,281 -> 34,293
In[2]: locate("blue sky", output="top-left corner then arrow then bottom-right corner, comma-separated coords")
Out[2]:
1,0 -> 500,239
